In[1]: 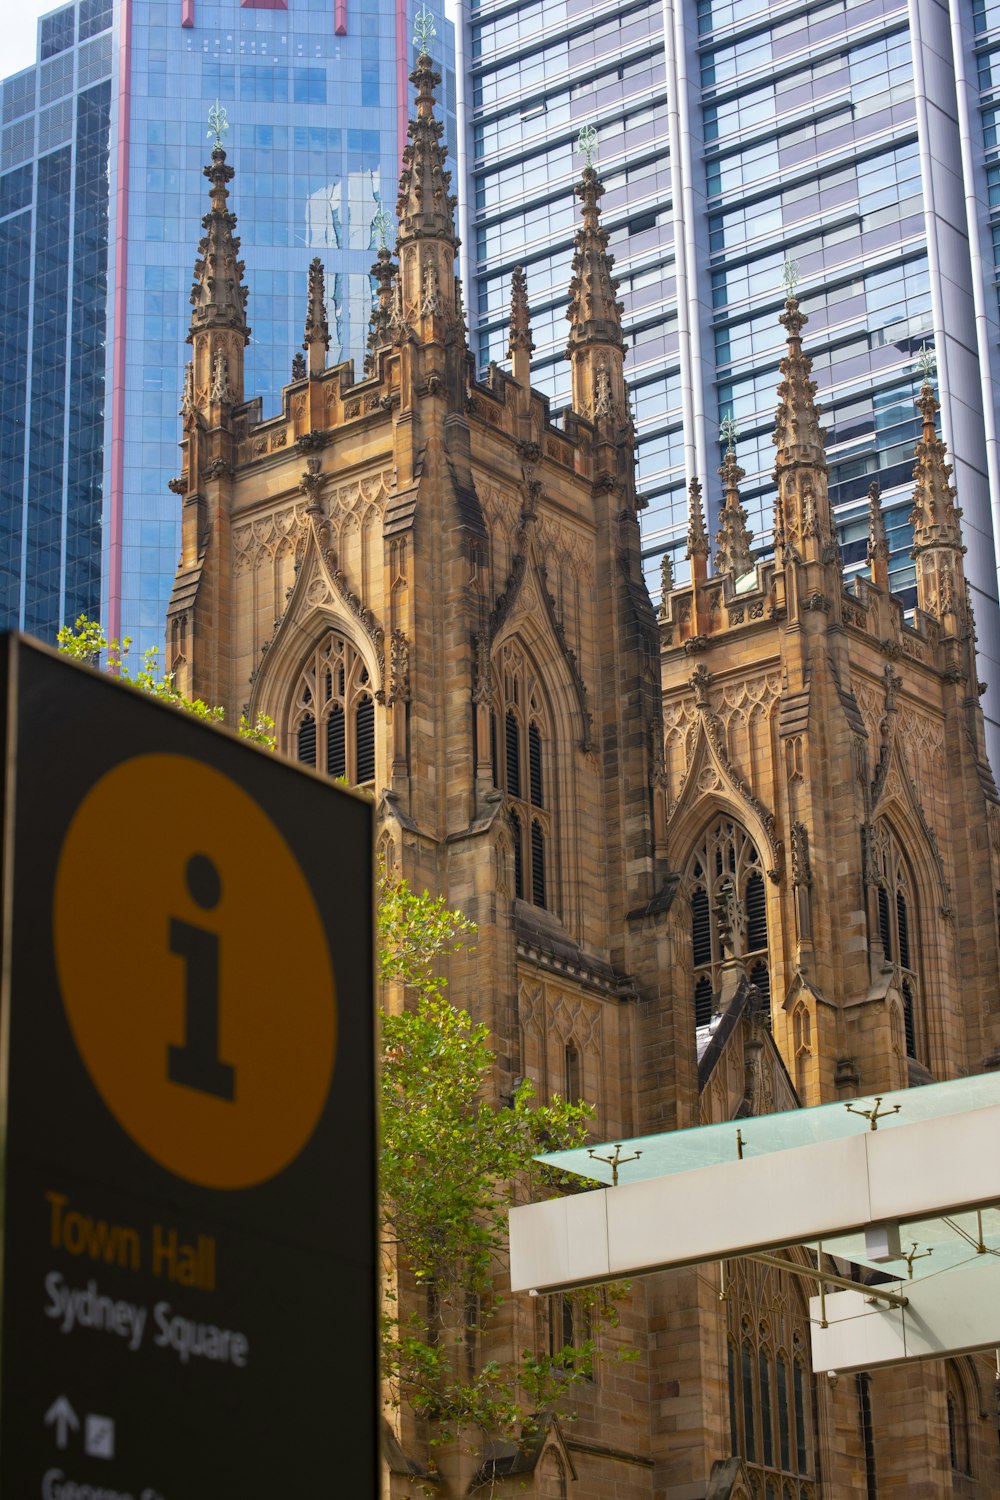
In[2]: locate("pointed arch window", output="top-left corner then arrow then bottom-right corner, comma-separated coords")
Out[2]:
290,633 -> 377,787
488,640 -> 554,911
687,819 -> 770,1029
727,1261 -> 816,1496
869,820 -> 921,1060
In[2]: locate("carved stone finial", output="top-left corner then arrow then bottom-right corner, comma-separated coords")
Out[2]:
303,256 -> 330,371
659,552 -> 674,618
909,378 -> 967,622
508,264 -> 534,357
715,430 -> 754,581
686,477 -> 710,561
867,480 -> 889,571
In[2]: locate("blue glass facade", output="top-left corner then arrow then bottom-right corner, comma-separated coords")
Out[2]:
1,3 -> 113,638
455,0 -> 1000,760
1,0 -> 455,657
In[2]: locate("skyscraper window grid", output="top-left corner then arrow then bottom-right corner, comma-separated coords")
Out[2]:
1,0 -> 455,659
455,0 -> 1000,761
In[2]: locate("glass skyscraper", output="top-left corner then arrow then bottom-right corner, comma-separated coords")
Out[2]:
452,0 -> 1000,761
1,0 -> 455,656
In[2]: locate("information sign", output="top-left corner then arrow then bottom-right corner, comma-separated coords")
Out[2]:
0,636 -> 376,1498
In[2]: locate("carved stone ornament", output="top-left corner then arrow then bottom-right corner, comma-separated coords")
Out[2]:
299,456 -> 325,509
420,261 -> 442,316
210,349 -> 232,404
790,821 -> 812,887
677,665 -> 784,880
592,361 -> 613,420
388,628 -> 411,705
203,457 -> 233,481
473,631 -> 493,705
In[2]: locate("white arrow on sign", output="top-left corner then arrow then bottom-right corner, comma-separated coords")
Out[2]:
45,1396 -> 80,1450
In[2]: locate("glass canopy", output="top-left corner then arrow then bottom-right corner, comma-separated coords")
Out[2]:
536,1071 -> 1000,1188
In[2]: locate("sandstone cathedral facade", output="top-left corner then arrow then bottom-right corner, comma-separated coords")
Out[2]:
166,46 -> 1000,1500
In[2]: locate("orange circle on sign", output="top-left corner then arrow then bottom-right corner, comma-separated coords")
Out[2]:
53,753 -> 337,1189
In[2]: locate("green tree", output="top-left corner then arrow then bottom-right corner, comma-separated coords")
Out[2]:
378,869 -> 630,1454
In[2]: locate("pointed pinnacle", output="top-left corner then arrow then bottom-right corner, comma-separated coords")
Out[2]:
303,257 -> 330,353
396,52 -> 458,245
867,480 -> 889,565
367,246 -> 396,366
659,552 -> 674,617
508,265 -> 534,356
773,292 -> 824,468
187,145 -> 250,349
716,443 -> 754,579
686,478 -> 710,560
566,164 -> 625,353
910,383 -> 962,550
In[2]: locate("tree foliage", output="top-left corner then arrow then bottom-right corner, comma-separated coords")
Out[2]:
378,869 -> 630,1449
56,616 -> 275,747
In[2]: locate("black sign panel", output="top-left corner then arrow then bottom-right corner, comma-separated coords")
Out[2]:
0,636 -> 376,1498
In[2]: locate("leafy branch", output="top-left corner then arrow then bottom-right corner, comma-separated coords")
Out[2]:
57,616 -> 275,748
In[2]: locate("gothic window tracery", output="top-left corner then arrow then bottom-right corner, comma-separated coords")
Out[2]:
290,632 -> 376,785
688,819 -> 770,1027
725,1259 -> 815,1499
870,820 -> 920,1059
490,640 -> 553,910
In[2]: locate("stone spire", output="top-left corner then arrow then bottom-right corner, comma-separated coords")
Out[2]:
715,433 -> 755,581
187,143 -> 249,412
508,264 -> 534,387
686,476 -> 710,587
396,51 -> 458,248
910,380 -> 967,623
394,44 -> 461,350
566,132 -> 626,424
302,257 -> 330,377
772,292 -> 837,568
867,480 -> 889,590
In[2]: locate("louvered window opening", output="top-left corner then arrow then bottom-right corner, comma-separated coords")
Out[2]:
869,821 -> 921,1061
290,633 -> 376,787
688,820 -> 770,1030
510,811 -> 524,901
488,643 -> 553,910
726,1259 -> 817,1498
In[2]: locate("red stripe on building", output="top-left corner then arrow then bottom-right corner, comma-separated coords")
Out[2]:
108,0 -> 132,643
335,0 -> 347,34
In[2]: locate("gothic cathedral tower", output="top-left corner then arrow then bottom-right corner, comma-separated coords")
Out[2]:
167,52 -> 1000,1500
